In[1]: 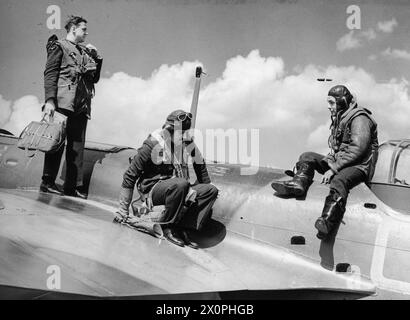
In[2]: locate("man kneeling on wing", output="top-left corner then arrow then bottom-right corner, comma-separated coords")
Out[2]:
115,110 -> 219,248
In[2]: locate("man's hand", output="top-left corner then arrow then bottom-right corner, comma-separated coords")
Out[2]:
321,169 -> 335,184
86,44 -> 99,59
42,99 -> 55,122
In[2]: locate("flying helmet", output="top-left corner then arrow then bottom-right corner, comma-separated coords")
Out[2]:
165,109 -> 193,131
327,85 -> 353,114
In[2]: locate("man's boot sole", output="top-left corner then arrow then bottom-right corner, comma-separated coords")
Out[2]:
271,181 -> 304,196
39,186 -> 63,196
181,232 -> 199,249
165,236 -> 185,247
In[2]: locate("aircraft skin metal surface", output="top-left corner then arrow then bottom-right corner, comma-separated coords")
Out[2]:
369,140 -> 410,214
1,135 -> 410,299
0,188 -> 375,298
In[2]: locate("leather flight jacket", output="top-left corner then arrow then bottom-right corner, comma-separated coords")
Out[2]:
326,103 -> 379,181
55,39 -> 98,116
122,129 -> 211,195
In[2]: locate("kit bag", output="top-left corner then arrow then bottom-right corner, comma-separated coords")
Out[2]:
17,117 -> 66,154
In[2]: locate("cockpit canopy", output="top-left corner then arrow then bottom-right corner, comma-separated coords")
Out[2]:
370,140 -> 410,214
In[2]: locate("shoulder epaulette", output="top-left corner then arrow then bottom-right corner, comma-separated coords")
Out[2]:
363,107 -> 373,115
46,34 -> 60,53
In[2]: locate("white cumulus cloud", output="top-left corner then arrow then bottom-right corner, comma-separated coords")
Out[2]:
381,47 -> 410,61
368,54 -> 378,61
0,95 -> 12,128
337,20 -> 398,52
378,18 -> 398,33
336,28 -> 377,52
1,95 -> 42,136
88,60 -> 200,147
336,31 -> 362,52
1,50 -> 410,168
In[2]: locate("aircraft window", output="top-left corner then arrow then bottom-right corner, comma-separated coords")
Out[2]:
372,144 -> 394,184
394,147 -> 410,187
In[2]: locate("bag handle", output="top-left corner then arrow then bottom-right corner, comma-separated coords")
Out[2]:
19,112 -> 49,141
30,113 -> 53,149
18,124 -> 30,140
33,122 -> 50,148
41,111 -> 54,124
29,121 -> 47,149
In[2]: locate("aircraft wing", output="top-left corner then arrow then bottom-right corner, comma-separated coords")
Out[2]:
0,188 -> 376,298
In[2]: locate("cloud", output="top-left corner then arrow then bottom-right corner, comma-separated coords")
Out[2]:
2,50 -> 410,168
307,120 -> 332,155
337,19 -> 398,52
0,95 -> 12,128
368,54 -> 378,61
378,18 -> 398,33
88,61 -> 200,147
336,28 -> 377,52
381,47 -> 410,61
361,28 -> 377,41
1,95 -> 42,135
336,31 -> 362,51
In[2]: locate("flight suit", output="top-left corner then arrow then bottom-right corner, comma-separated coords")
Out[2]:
271,102 -> 378,238
120,129 -> 218,231
297,104 -> 378,203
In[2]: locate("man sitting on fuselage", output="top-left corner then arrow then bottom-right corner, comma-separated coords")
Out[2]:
271,85 -> 378,239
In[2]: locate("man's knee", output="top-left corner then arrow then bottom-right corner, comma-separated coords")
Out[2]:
207,184 -> 219,199
170,178 -> 190,193
331,168 -> 366,195
299,152 -> 319,163
197,183 -> 218,196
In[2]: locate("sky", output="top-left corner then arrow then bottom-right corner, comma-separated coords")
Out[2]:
1,0 -> 410,169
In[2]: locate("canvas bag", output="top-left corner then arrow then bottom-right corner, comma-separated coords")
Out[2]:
17,112 -> 66,155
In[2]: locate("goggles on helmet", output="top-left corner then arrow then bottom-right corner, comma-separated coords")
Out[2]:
176,112 -> 193,122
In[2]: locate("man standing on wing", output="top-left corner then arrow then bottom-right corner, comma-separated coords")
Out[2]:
40,15 -> 103,198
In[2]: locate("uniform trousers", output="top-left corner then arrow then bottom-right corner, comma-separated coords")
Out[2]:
42,108 -> 88,192
151,178 -> 219,230
299,152 -> 366,202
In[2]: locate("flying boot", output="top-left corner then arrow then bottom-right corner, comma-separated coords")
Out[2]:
163,225 -> 185,247
179,228 -> 199,249
315,190 -> 346,239
271,162 -> 313,197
